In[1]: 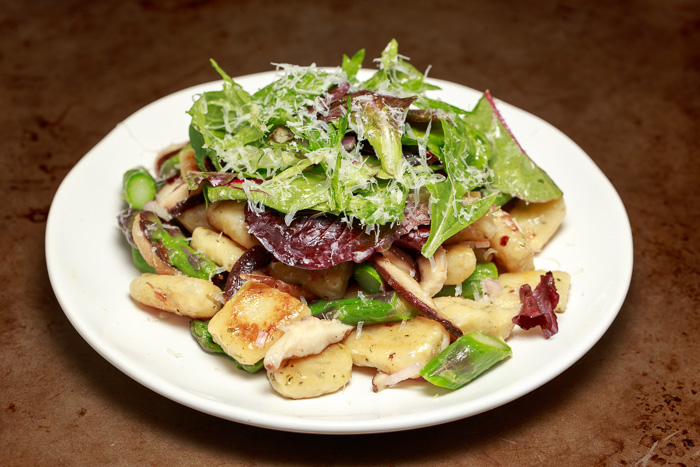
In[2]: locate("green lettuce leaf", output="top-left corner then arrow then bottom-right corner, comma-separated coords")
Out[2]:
422,183 -> 498,257
402,124 -> 445,161
415,95 -> 469,117
464,92 -> 562,202
188,60 -> 266,150
254,66 -> 346,128
440,116 -> 492,192
206,163 -> 330,213
342,49 -> 365,82
362,39 -> 440,96
351,94 -> 411,177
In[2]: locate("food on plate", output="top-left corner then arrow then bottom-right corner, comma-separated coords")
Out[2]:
118,39 -> 569,399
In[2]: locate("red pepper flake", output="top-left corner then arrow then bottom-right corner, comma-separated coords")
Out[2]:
500,235 -> 509,246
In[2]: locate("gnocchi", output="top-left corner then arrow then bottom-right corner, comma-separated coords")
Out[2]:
129,273 -> 224,319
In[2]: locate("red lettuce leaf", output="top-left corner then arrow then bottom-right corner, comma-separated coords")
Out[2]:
402,198 -> 430,229
319,90 -> 416,123
245,200 -> 429,270
484,90 -> 527,154
394,226 -> 431,251
512,271 -> 560,338
245,207 -> 399,269
405,108 -> 451,123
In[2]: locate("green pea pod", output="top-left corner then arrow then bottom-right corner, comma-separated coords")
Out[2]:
420,332 -> 511,389
123,167 -> 156,209
435,262 -> 498,299
310,292 -> 417,325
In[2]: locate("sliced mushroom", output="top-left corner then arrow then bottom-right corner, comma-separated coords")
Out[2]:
417,246 -> 447,297
263,316 -> 353,372
154,177 -> 205,218
382,246 -> 417,278
131,212 -> 179,276
370,253 -> 462,338
155,150 -> 203,218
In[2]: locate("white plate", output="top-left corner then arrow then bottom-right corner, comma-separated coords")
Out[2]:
46,70 -> 633,434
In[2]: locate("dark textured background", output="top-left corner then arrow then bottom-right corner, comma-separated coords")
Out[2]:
2,1 -> 699,465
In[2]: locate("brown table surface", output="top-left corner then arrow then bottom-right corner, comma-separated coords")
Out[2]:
2,1 -> 699,465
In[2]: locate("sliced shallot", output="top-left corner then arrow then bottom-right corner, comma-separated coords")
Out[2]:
372,363 -> 425,392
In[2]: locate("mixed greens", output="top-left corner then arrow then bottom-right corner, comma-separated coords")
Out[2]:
183,39 -> 561,266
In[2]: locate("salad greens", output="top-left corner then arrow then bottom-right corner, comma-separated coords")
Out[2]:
185,39 -> 561,261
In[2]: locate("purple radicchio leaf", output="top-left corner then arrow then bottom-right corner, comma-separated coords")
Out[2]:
244,208 -> 394,269
244,199 -> 430,270
512,272 -> 560,338
392,199 -> 431,251
394,226 -> 431,252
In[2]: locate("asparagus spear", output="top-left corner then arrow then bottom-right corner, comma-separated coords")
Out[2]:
235,359 -> 264,374
310,292 -> 418,325
189,320 -> 263,373
420,332 -> 511,389
353,262 -> 385,295
123,167 -> 156,209
190,319 -> 225,354
138,210 -> 221,280
435,262 -> 498,299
